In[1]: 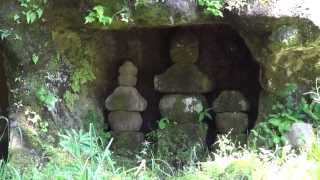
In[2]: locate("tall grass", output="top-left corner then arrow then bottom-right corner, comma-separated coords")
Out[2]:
1,125 -> 320,179
1,79 -> 320,179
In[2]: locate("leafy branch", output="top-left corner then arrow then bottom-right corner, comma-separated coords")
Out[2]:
84,5 -> 130,26
197,0 -> 224,17
16,0 -> 47,24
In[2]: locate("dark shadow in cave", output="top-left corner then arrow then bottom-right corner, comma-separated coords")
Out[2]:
0,47 -> 9,161
98,24 -> 261,145
194,24 -> 262,146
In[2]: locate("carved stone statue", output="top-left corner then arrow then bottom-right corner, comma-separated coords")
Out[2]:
105,61 -> 147,154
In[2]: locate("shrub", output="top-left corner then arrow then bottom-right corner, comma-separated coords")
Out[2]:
251,83 -> 320,149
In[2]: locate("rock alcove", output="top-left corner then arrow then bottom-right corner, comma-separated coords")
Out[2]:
101,24 -> 261,149
1,0 -> 320,168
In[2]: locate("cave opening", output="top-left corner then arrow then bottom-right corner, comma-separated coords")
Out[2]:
100,24 -> 261,146
0,47 -> 9,161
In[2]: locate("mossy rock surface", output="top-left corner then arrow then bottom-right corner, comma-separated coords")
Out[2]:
263,41 -> 320,93
215,112 -> 249,134
154,64 -> 214,93
105,86 -> 147,111
110,131 -> 144,156
108,111 -> 143,131
159,94 -> 207,124
156,123 -> 208,165
170,31 -> 199,64
133,3 -> 171,26
213,91 -> 250,113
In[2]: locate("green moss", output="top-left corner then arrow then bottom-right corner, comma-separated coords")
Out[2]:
133,3 -> 171,25
36,87 -> 58,110
264,40 -> 320,93
110,132 -> 144,156
154,123 -> 208,166
89,0 -> 127,13
63,90 -> 79,110
52,29 -> 96,109
70,59 -> 96,93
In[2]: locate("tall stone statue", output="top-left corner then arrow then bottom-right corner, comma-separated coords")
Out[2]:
105,61 -> 147,154
153,32 -> 214,164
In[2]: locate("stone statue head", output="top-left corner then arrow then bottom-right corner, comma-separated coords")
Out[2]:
170,31 -> 199,64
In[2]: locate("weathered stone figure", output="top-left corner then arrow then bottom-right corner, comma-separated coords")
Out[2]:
212,90 -> 250,143
105,61 -> 147,154
154,32 -> 214,164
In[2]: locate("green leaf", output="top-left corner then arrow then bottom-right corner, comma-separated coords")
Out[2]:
198,113 -> 205,123
36,87 -> 58,110
278,123 -> 291,133
36,8 -> 43,18
93,5 -> 105,17
205,112 -> 213,120
14,14 -> 20,22
198,0 -> 224,17
85,15 -> 96,24
272,136 -> 281,144
20,3 -> 28,8
26,10 -> 37,24
99,16 -> 112,26
32,54 -> 39,64
0,29 -> 11,40
194,103 -> 204,114
159,118 -> 170,129
269,118 -> 282,127
198,0 -> 205,6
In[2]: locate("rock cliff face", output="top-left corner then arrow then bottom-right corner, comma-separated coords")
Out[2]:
0,0 -> 319,160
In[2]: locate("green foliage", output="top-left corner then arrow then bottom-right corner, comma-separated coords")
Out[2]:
194,103 -> 213,123
31,53 -> 39,64
70,60 -> 95,94
0,29 -> 11,40
251,85 -> 301,148
304,78 -> 320,122
59,124 -> 102,158
1,126 -> 320,179
17,0 -> 47,24
0,29 -> 21,40
300,98 -> 320,124
198,0 -> 224,17
85,5 -> 113,26
64,55 -> 95,109
0,160 -> 21,179
84,4 -> 130,26
306,78 -> 320,104
134,0 -> 149,7
36,87 -> 58,110
158,117 -> 170,130
252,83 -> 320,149
39,120 -> 49,133
84,110 -> 111,145
52,124 -> 118,179
224,160 -> 255,179
63,90 -> 79,110
308,143 -> 320,162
